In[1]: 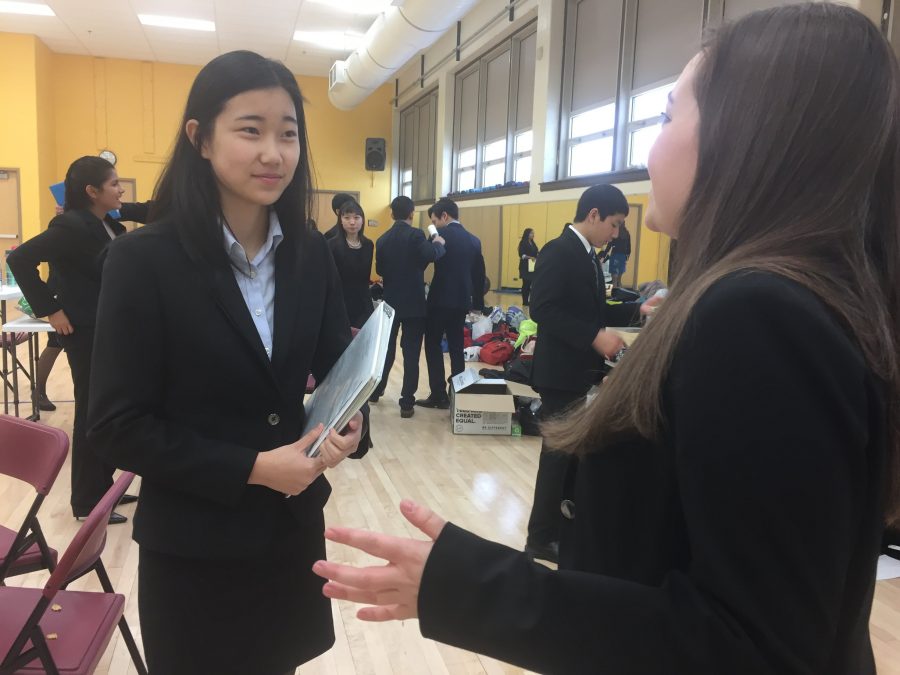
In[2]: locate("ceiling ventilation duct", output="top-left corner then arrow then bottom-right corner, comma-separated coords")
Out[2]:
328,0 -> 480,110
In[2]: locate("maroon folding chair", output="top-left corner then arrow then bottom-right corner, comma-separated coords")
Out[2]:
0,472 -> 148,674
0,416 -> 68,584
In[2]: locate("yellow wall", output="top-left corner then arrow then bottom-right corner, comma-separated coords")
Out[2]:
1,32 -> 394,245
0,34 -> 43,242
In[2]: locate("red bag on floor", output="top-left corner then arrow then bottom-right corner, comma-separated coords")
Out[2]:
480,340 -> 514,365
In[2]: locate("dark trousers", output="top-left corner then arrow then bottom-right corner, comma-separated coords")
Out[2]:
424,306 -> 466,398
521,278 -> 532,306
58,327 -> 114,515
376,316 -> 426,409
526,388 -> 583,546
138,523 -> 332,675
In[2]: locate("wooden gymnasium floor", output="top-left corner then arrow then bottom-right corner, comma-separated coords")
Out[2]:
1,315 -> 899,674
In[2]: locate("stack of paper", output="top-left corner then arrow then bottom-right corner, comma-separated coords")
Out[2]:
303,302 -> 394,457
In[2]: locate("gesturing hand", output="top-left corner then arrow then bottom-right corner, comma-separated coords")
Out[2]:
313,499 -> 447,621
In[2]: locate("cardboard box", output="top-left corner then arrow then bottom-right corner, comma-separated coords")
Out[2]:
450,369 -> 539,435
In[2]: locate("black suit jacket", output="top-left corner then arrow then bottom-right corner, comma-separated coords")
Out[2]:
87,220 -> 369,559
375,221 -> 445,319
417,273 -> 886,674
7,209 -> 127,327
428,221 -> 485,312
530,227 -> 638,394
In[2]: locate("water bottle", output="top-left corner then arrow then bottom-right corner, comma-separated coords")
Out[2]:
4,249 -> 16,287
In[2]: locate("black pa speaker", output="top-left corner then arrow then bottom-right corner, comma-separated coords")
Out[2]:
365,137 -> 386,171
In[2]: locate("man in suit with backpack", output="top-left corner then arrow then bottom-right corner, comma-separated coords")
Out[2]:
417,198 -> 486,409
525,184 -> 639,563
371,196 -> 445,418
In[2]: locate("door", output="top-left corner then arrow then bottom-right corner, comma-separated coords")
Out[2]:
0,169 -> 22,257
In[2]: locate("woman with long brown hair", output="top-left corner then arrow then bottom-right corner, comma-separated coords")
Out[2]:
312,5 -> 899,673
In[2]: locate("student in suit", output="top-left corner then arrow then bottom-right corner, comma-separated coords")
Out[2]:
371,196 -> 446,417
87,51 -> 369,675
524,184 -> 637,563
312,6 -> 899,673
517,228 -> 539,306
7,156 -> 138,524
417,197 -> 486,409
32,202 -> 152,413
327,199 -> 375,328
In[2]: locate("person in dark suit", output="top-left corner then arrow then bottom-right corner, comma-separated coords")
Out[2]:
417,197 -> 486,408
7,156 -> 142,524
370,196 -> 446,417
525,184 -> 638,563
311,5 -> 899,673
327,199 -> 374,328
517,228 -> 539,306
323,192 -> 353,240
30,201 -> 152,414
86,51 -> 369,675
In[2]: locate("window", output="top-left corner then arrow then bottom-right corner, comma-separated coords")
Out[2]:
627,81 -> 675,168
559,0 -> 703,178
451,22 -> 537,192
398,89 -> 438,201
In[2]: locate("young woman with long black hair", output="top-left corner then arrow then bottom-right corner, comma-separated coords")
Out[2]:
327,198 -> 374,328
87,51 -> 369,674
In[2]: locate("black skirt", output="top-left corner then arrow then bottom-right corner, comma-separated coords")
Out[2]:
137,510 -> 334,675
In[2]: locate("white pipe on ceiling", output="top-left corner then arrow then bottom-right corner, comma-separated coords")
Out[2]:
328,0 -> 481,110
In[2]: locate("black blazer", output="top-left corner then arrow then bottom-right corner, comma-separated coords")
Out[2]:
428,221 -> 485,311
375,221 -> 445,319
7,209 -> 127,327
518,239 -> 539,280
87,220 -> 369,560
7,203 -> 151,327
327,235 -> 375,328
417,273 -> 886,675
530,227 -> 638,394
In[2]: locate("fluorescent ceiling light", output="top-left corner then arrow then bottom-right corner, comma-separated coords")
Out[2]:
294,31 -> 365,51
305,0 -> 394,14
0,1 -> 55,16
138,14 -> 215,32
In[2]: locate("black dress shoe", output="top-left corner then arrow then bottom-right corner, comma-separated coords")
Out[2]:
415,396 -> 450,409
37,393 -> 56,412
74,511 -> 128,525
524,541 -> 559,564
369,392 -> 381,403
119,494 -> 139,505
400,407 -> 414,419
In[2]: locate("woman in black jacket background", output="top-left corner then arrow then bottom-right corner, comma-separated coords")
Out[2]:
328,199 -> 374,328
517,227 -> 539,306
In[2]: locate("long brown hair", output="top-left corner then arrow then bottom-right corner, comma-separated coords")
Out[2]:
544,4 -> 900,522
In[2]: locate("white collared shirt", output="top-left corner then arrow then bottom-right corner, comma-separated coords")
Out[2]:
222,211 -> 283,360
568,224 -> 594,254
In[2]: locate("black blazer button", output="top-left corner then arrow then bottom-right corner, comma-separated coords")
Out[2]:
560,499 -> 575,520
267,413 -> 280,426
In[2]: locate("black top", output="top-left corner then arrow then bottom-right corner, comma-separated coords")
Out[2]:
7,209 -> 127,327
375,221 -> 445,319
87,221 -> 369,559
327,236 -> 374,328
530,227 -> 639,394
518,239 -> 539,279
418,272 -> 886,675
